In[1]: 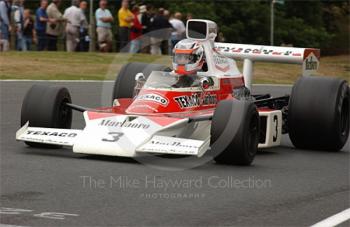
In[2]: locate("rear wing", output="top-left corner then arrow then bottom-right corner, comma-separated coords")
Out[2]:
214,42 -> 320,88
185,19 -> 320,89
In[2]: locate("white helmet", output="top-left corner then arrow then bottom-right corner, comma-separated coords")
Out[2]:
172,39 -> 204,75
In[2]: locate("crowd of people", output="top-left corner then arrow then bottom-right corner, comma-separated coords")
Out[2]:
0,0 -> 192,54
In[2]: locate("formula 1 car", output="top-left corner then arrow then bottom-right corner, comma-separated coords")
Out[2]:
16,19 -> 349,165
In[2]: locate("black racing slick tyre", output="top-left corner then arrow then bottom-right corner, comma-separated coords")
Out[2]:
211,100 -> 260,165
288,76 -> 349,151
112,62 -> 170,101
20,84 -> 73,148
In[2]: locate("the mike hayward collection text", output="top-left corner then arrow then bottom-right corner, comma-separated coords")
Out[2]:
80,175 -> 272,190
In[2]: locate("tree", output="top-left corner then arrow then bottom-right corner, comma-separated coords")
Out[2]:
321,0 -> 350,54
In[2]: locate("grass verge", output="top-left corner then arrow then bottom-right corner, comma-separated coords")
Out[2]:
0,52 -> 349,83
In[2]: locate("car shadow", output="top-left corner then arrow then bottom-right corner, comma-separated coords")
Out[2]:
21,146 -> 140,164
79,155 -> 139,164
257,149 -> 278,155
21,147 -> 84,159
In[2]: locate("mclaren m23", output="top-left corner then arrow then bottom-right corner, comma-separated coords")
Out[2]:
16,20 -> 349,165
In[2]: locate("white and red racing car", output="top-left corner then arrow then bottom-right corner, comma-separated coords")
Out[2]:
16,19 -> 349,165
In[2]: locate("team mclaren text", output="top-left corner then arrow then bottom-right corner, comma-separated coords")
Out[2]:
215,46 -> 300,56
174,94 -> 217,108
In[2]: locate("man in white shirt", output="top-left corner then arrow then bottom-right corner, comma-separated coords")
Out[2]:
46,0 -> 64,51
13,0 -> 26,51
95,0 -> 113,52
169,12 -> 185,49
63,0 -> 85,52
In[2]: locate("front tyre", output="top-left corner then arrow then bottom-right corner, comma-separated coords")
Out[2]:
21,84 -> 72,148
211,100 -> 260,165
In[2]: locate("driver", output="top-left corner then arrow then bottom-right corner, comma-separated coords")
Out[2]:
172,39 -> 204,88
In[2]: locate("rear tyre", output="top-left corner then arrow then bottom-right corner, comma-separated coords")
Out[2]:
21,84 -> 72,148
112,62 -> 170,100
288,76 -> 349,151
211,100 -> 260,165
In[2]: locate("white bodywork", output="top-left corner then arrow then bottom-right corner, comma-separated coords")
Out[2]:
16,112 -> 211,157
16,122 -> 82,146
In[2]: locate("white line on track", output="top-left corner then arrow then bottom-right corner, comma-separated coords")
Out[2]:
0,79 -> 114,83
0,224 -> 28,227
0,80 -> 293,87
310,208 -> 350,227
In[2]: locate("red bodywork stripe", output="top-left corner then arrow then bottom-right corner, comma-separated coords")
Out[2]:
87,112 -> 119,120
146,116 -> 183,127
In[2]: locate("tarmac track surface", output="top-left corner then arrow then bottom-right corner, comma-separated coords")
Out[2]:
0,81 -> 349,227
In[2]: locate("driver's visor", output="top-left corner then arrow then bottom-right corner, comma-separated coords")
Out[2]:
173,53 -> 196,65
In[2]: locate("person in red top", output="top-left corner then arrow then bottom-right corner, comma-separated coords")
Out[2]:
129,5 -> 142,53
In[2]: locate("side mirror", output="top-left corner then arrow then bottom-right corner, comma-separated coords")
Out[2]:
200,77 -> 213,90
133,73 -> 146,97
135,72 -> 146,82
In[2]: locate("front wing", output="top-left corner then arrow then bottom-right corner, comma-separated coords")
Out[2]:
16,112 -> 210,157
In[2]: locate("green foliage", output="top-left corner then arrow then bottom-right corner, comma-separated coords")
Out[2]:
157,0 -> 339,49
214,1 -> 271,44
274,16 -> 333,48
321,0 -> 350,54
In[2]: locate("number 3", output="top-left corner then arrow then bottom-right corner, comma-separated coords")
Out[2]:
102,132 -> 124,142
273,115 -> 278,142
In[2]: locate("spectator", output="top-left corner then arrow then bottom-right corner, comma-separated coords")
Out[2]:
140,5 -> 150,34
129,5 -> 142,54
162,9 -> 171,54
148,8 -> 173,55
64,0 -> 85,52
218,32 -> 226,43
186,13 -> 193,21
140,4 -> 152,53
35,0 -> 50,51
117,0 -> 133,52
46,0 -> 64,51
22,9 -> 36,50
163,9 -> 170,18
13,0 -> 25,51
169,12 -> 185,49
138,5 -> 144,24
95,0 -> 113,52
76,0 -> 89,52
0,0 -> 12,52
